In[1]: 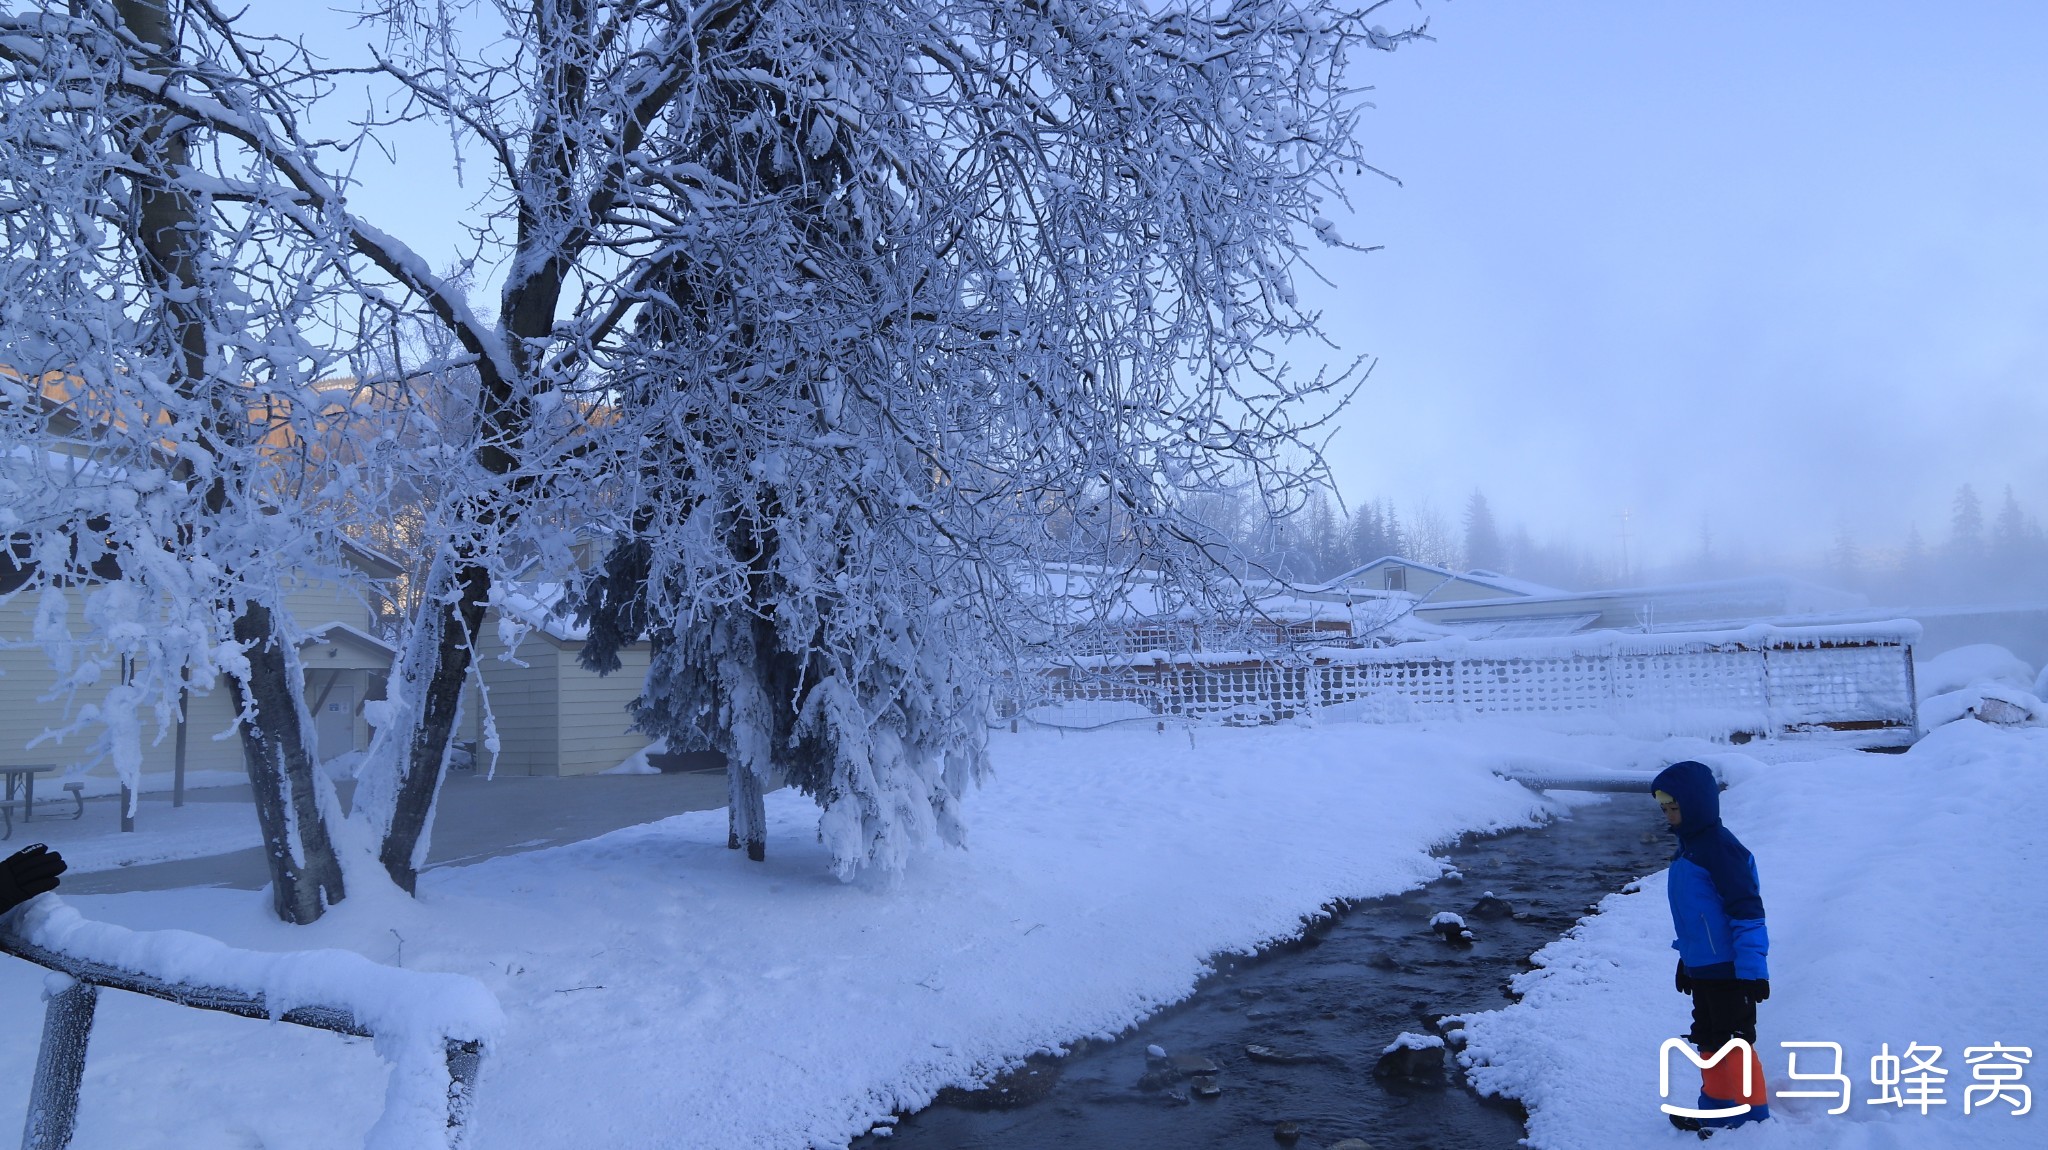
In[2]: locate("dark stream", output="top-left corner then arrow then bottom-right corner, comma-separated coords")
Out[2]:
857,795 -> 1675,1150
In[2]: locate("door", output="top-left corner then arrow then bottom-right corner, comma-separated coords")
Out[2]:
316,683 -> 356,760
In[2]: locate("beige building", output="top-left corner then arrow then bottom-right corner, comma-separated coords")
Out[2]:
0,543 -> 399,779
458,582 -> 657,776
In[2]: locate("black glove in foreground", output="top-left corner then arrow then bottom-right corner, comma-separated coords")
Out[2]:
1737,978 -> 1770,1004
0,844 -> 66,914
1675,957 -> 1694,995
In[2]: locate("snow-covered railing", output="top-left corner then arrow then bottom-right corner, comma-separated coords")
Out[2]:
1023,622 -> 1921,747
0,900 -> 502,1150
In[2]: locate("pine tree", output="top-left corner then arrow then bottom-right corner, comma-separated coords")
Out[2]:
1463,490 -> 1504,572
1898,522 -> 1929,598
1382,501 -> 1409,562
1993,486 -> 2029,558
1827,522 -> 1861,588
1950,484 -> 1985,560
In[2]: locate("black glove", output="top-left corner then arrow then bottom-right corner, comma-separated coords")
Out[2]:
1675,958 -> 1694,995
1737,978 -> 1770,1003
0,844 -> 65,914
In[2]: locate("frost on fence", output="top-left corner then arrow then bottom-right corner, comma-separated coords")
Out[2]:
0,899 -> 503,1150
1021,622 -> 1921,745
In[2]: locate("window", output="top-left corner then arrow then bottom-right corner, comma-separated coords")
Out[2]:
1383,567 -> 1407,592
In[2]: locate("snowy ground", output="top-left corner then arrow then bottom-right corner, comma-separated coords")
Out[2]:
6,706 -> 2038,1149
4,790 -> 261,875
3,720 -> 1651,1150
1460,719 -> 2048,1148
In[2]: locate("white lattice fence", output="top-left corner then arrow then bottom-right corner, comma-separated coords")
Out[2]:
1026,623 -> 1920,745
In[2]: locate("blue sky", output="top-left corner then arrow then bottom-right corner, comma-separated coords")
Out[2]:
1300,0 -> 2048,569
287,0 -> 2048,572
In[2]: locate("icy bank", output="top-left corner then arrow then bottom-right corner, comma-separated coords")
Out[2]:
1459,721 -> 2048,1148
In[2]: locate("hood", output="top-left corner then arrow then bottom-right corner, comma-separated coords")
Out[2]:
1652,759 -> 1721,836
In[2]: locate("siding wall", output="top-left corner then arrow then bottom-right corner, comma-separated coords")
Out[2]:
0,618 -> 244,776
282,575 -> 379,633
555,643 -> 654,776
467,620 -> 561,776
2,573 -> 388,779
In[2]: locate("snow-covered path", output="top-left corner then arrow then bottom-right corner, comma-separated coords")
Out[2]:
6,721 -> 1636,1150
1460,720 -> 2048,1149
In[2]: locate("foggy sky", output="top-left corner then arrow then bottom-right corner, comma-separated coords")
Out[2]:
1302,0 -> 2048,571
282,1 -> 2048,574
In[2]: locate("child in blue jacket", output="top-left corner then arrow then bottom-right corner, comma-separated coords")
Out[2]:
1654,759 -> 1770,1132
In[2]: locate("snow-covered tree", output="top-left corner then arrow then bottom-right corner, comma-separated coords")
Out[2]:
576,0 -> 1421,873
0,0 -> 378,920
1462,489 -> 1502,572
5,0 -> 1423,899
1404,499 -> 1457,570
1948,483 -> 1984,561
0,0 -> 631,912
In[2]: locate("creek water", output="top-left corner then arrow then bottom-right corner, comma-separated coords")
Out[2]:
856,794 -> 1677,1150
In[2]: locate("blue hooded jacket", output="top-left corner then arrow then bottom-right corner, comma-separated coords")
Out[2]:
1655,760 -> 1768,981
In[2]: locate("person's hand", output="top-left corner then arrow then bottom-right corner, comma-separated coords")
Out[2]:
1675,957 -> 1693,995
0,844 -> 65,914
1737,978 -> 1770,1004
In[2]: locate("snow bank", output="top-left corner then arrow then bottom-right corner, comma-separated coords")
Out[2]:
1457,722 -> 2048,1148
1913,644 -> 2044,730
1919,683 -> 2044,729
8,721 -> 1652,1149
600,740 -> 664,775
1915,643 -> 2036,699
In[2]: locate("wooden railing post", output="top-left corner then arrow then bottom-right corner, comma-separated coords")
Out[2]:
22,977 -> 96,1150
444,1039 -> 483,1148
1,920 -> 489,1150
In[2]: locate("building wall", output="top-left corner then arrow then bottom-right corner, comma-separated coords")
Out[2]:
554,642 -> 655,776
281,574 -> 380,634
467,624 -> 561,776
0,602 -> 246,776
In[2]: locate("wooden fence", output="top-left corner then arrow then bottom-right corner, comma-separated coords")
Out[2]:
1022,622 -> 1920,748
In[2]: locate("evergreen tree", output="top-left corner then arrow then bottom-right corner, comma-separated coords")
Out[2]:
1950,484 -> 1985,560
1897,522 -> 1929,598
1348,500 -> 1396,567
1463,490 -> 1504,572
1992,485 -> 2030,559
1303,491 -> 1345,581
1382,501 -> 1409,562
1827,522 -> 1862,588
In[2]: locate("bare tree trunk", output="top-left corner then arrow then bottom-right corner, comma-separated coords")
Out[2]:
230,604 -> 346,922
728,760 -> 766,863
376,563 -> 490,893
116,0 -> 343,922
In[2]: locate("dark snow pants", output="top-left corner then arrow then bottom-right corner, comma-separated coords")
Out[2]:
1687,979 -> 1757,1052
1685,978 -> 1770,1123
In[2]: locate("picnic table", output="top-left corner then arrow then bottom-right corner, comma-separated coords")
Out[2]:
1,766 -> 85,840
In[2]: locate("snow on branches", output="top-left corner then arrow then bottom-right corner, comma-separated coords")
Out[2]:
3,0 -> 1419,898
576,0 -> 1418,876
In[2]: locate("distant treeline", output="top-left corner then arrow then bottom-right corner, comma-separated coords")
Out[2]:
1182,487 -> 1606,591
1187,482 -> 2048,607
